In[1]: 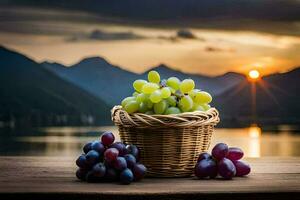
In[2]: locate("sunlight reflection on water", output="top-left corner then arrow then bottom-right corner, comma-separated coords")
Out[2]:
210,126 -> 300,157
1,126 -> 299,157
210,126 -> 262,157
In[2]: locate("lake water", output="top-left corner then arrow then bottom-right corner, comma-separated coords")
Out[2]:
0,126 -> 299,157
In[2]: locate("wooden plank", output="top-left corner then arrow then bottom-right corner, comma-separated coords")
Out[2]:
0,157 -> 299,200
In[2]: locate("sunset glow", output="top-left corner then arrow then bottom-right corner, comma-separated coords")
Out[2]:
0,5 -> 299,76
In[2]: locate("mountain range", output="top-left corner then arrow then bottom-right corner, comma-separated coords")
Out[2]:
42,59 -> 244,106
0,46 -> 111,127
0,45 -> 299,128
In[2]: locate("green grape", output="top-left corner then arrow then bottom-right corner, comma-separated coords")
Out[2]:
194,91 -> 212,104
121,96 -> 136,107
154,100 -> 168,114
142,83 -> 159,94
145,110 -> 154,115
165,107 -> 181,115
136,93 -> 147,103
133,79 -> 147,93
179,95 -> 193,112
122,71 -> 214,115
132,92 -> 139,97
124,100 -> 139,114
161,87 -> 171,98
167,77 -> 180,90
138,102 -> 148,113
175,90 -> 183,96
148,70 -> 160,84
169,87 -> 176,94
166,96 -> 177,107
191,104 -> 205,112
145,99 -> 154,109
201,104 -> 211,111
188,89 -> 201,99
179,79 -> 195,94
150,90 -> 162,103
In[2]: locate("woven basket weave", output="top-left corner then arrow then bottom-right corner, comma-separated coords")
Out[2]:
111,105 -> 220,177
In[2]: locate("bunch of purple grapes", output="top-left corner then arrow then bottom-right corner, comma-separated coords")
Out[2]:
75,131 -> 147,184
195,143 -> 251,179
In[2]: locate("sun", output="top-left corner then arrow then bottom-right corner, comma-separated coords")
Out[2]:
248,69 -> 260,80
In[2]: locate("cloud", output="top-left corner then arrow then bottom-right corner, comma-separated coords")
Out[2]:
176,29 -> 196,39
89,29 -> 143,40
68,29 -> 206,43
2,0 -> 299,22
0,2 -> 299,37
156,29 -> 206,42
204,46 -> 235,53
67,29 -> 144,41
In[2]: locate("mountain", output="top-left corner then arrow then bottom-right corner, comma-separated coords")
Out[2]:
42,58 -> 138,106
43,60 -> 245,106
144,64 -> 245,95
214,68 -> 300,127
0,46 -> 112,127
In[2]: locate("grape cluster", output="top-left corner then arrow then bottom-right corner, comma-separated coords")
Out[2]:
194,143 -> 251,179
121,70 -> 212,114
76,131 -> 147,184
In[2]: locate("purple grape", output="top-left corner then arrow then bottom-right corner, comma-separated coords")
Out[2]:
104,148 -> 119,162
114,157 -> 127,171
212,143 -> 229,160
110,142 -> 127,156
194,159 -> 217,179
85,170 -> 98,182
120,168 -> 134,184
218,158 -> 236,179
101,132 -> 115,146
85,150 -> 100,166
126,144 -> 140,161
124,154 -> 136,169
92,163 -> 106,178
76,168 -> 88,180
105,167 -> 118,182
132,163 -> 147,181
226,147 -> 244,161
104,159 -> 114,168
233,160 -> 251,176
197,152 -> 212,163
83,142 -> 92,154
76,154 -> 87,168
91,141 -> 105,155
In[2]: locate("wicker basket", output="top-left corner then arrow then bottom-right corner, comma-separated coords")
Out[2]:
111,105 -> 220,177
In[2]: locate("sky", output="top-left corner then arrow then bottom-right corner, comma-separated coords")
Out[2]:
0,0 -> 300,76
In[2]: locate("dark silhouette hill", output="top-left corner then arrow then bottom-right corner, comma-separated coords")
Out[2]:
0,46 -> 111,127
43,61 -> 244,106
42,58 -> 138,106
145,64 -> 245,95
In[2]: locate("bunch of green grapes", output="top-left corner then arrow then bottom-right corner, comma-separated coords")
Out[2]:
121,70 -> 212,115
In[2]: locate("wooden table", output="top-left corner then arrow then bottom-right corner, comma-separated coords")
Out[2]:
0,157 -> 299,200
